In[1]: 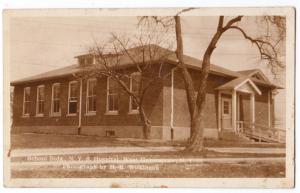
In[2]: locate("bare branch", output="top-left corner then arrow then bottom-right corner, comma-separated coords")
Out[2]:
226,25 -> 285,71
175,8 -> 195,16
222,16 -> 243,31
218,16 -> 224,30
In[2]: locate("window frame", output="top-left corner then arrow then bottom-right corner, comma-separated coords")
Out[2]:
86,78 -> 97,115
106,77 -> 119,115
86,56 -> 94,66
22,87 -> 31,117
222,100 -> 231,115
128,73 -> 140,114
68,80 -> 78,116
51,83 -> 61,116
36,85 -> 45,117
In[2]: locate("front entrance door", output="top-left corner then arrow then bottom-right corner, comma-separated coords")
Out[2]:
221,98 -> 232,130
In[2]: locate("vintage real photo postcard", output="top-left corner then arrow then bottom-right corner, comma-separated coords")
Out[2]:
3,7 -> 295,188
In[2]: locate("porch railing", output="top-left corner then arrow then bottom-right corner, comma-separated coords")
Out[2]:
235,121 -> 286,143
236,121 -> 244,133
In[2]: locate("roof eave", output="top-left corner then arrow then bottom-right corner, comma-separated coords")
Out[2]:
252,80 -> 284,89
10,73 -> 74,86
166,59 -> 239,78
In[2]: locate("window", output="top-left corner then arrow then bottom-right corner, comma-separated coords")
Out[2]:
36,85 -> 45,116
252,73 -> 263,81
86,57 -> 93,65
23,87 -> 31,116
78,56 -> 93,67
86,78 -> 97,114
106,77 -> 118,113
129,72 -> 141,113
78,58 -> 85,66
68,81 -> 78,115
223,101 -> 230,115
51,83 -> 61,115
106,130 -> 115,137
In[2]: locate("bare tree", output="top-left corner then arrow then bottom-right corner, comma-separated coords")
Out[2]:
141,13 -> 285,152
75,31 -> 173,139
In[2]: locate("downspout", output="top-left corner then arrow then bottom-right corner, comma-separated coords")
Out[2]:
268,90 -> 271,128
78,78 -> 83,135
170,68 -> 174,140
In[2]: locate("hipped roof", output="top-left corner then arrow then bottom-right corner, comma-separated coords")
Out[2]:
10,44 -> 282,89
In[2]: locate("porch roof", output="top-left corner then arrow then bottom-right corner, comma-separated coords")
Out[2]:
216,76 -> 262,95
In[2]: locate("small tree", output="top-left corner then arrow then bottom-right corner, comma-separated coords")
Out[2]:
76,31 -> 173,139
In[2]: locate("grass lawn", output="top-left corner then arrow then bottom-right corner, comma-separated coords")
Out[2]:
10,133 -> 286,178
11,133 -> 286,149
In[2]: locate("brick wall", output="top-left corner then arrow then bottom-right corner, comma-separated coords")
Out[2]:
12,73 -> 165,136
172,68 -> 233,129
255,86 -> 271,126
12,76 -> 78,127
238,86 -> 272,127
11,65 -> 275,139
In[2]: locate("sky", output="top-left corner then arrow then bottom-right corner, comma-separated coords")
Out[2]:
7,15 -> 286,127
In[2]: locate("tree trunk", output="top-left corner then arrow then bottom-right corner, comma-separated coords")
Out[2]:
139,106 -> 151,139
185,110 -> 205,152
177,16 -> 224,152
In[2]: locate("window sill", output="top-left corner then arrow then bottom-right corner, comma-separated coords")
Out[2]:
21,115 -> 30,118
66,114 -> 77,117
128,110 -> 139,115
105,111 -> 119,115
50,113 -> 61,117
85,112 -> 96,116
35,114 -> 44,117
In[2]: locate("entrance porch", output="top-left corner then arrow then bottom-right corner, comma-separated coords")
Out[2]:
216,77 -> 285,143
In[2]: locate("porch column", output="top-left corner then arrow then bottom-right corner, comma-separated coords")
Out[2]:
218,91 -> 222,132
268,90 -> 271,127
232,89 -> 236,132
236,93 -> 240,121
250,93 -> 255,124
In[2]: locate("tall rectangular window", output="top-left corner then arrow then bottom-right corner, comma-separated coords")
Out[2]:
23,87 -> 31,116
129,72 -> 141,113
68,81 -> 78,114
36,85 -> 45,116
87,78 -> 97,114
51,83 -> 61,115
106,77 -> 118,113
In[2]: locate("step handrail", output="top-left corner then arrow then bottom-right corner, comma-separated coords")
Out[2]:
240,121 -> 286,143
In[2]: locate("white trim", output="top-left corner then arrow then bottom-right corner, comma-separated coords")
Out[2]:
250,93 -> 255,124
217,91 -> 222,132
128,73 -> 140,114
35,85 -> 45,117
78,78 -> 83,130
51,83 -> 61,116
232,90 -> 237,132
170,68 -> 174,129
222,98 -> 232,115
234,78 -> 262,95
22,87 -> 31,117
106,77 -> 118,114
249,70 -> 270,82
268,90 -> 271,127
86,78 -> 97,115
68,80 -> 78,115
237,93 -> 240,121
104,111 -> 119,115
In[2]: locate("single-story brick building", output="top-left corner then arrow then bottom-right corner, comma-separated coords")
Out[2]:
10,45 -> 282,141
